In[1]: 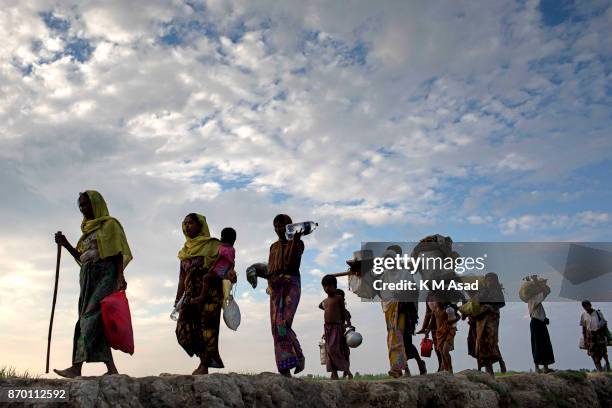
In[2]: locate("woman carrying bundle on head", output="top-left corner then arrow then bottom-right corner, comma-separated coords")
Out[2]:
474,272 -> 506,376
521,275 -> 555,373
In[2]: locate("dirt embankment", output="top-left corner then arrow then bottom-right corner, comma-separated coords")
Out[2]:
1,370 -> 611,407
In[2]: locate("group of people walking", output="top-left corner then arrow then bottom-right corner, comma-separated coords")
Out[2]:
53,191 -> 306,378
52,190 -> 610,379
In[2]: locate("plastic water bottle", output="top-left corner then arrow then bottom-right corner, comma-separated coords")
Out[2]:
285,221 -> 318,240
170,293 -> 185,321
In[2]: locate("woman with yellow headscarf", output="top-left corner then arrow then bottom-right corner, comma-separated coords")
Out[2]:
53,190 -> 132,378
174,213 -> 224,375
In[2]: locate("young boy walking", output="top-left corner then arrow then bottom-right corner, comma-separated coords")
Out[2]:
320,275 -> 352,379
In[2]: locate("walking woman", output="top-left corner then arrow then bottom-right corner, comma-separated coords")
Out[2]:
527,277 -> 555,373
475,273 -> 506,376
174,213 -> 225,375
267,214 -> 305,377
54,190 -> 132,378
381,246 -> 426,377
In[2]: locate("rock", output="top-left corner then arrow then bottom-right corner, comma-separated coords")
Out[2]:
1,371 -> 610,407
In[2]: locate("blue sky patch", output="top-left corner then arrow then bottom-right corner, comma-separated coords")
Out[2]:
538,0 -> 575,27
40,11 -> 70,32
159,20 -> 219,46
64,38 -> 94,63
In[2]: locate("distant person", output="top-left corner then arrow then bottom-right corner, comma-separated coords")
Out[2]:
475,273 -> 507,376
174,213 -> 225,375
267,214 -> 305,377
526,276 -> 555,373
336,289 -> 354,379
54,190 -> 132,378
427,302 -> 459,373
419,298 -> 442,372
319,275 -> 352,380
459,278 -> 506,374
382,245 -> 427,378
580,300 -> 610,372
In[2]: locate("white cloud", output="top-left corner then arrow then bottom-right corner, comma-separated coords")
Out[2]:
500,212 -> 611,235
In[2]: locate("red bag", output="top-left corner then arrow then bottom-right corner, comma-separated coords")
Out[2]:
420,337 -> 433,358
100,291 -> 134,355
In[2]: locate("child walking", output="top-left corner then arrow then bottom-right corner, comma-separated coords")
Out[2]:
336,289 -> 354,379
427,301 -> 459,373
320,275 -> 352,380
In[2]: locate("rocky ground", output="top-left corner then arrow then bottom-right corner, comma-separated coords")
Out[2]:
1,370 -> 611,407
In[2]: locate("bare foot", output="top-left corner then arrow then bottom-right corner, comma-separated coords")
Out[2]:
54,366 -> 81,379
192,363 -> 208,375
192,367 -> 208,375
417,360 -> 427,375
280,369 -> 292,378
105,361 -> 118,376
388,369 -> 402,379
499,359 -> 507,373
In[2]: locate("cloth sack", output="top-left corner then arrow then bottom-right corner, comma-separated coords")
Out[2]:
519,279 -> 549,303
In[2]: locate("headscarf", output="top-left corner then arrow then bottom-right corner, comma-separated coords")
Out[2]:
76,190 -> 133,268
177,213 -> 220,267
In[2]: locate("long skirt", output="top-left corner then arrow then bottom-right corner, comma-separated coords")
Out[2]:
436,322 -> 456,351
475,311 -> 501,366
467,317 -> 477,359
176,274 -> 224,368
530,318 -> 555,365
72,258 -> 116,364
385,302 -> 419,371
269,275 -> 304,371
324,323 -> 350,372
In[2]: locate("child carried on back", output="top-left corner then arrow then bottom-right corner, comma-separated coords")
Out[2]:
320,274 -> 353,380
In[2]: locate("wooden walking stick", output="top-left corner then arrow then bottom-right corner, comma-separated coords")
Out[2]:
46,235 -> 62,374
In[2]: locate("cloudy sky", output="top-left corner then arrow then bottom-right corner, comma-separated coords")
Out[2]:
1,0 -> 611,377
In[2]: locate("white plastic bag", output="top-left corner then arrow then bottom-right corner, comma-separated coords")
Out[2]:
223,285 -> 241,331
348,273 -> 377,299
